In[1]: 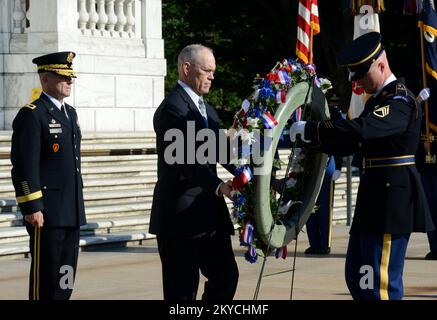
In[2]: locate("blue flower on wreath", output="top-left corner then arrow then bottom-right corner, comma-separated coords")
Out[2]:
233,210 -> 245,222
244,246 -> 258,263
232,192 -> 246,207
234,165 -> 245,176
248,106 -> 261,119
258,82 -> 274,101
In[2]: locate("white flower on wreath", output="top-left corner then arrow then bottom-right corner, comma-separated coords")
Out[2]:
246,117 -> 259,129
236,129 -> 254,144
238,158 -> 250,166
319,78 -> 333,94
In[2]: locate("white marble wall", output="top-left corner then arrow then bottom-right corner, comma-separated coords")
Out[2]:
71,73 -> 164,131
0,54 -> 3,111
0,0 -> 166,131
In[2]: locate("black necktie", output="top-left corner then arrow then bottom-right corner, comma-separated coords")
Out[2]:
61,105 -> 69,120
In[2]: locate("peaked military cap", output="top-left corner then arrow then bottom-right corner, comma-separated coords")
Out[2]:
337,32 -> 384,81
32,51 -> 77,78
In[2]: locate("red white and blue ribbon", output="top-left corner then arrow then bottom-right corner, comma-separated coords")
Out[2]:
245,245 -> 258,263
295,107 -> 302,122
275,246 -> 288,259
242,221 -> 254,246
278,70 -> 290,84
275,90 -> 286,104
290,64 -> 299,73
232,165 -> 253,191
262,111 -> 278,129
240,166 -> 253,184
244,246 -> 258,263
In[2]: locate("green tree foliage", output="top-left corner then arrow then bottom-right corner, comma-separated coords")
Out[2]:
162,0 -> 299,126
162,0 -> 421,126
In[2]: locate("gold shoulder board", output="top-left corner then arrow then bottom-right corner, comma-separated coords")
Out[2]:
23,103 -> 37,110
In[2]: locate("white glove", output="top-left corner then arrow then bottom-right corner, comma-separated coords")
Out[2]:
289,121 -> 310,143
332,169 -> 341,182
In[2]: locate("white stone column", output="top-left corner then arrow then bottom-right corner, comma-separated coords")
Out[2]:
141,0 -> 164,58
25,0 -> 79,53
0,0 -> 13,54
1,0 -> 166,131
0,0 -> 13,129
0,53 -> 4,129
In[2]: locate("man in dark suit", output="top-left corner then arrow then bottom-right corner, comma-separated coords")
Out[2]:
150,44 -> 238,300
10,51 -> 85,300
289,32 -> 434,299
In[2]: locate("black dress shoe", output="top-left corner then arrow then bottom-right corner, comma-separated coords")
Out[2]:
304,246 -> 330,255
425,251 -> 437,260
304,246 -> 317,254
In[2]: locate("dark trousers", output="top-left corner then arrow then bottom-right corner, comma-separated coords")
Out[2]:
26,223 -> 80,300
306,156 -> 335,249
345,233 -> 409,300
422,174 -> 437,251
157,232 -> 239,300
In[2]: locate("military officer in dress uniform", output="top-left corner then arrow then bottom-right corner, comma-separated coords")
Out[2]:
10,51 -> 85,300
289,32 -> 434,300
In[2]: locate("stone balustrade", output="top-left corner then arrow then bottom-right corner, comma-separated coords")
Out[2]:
11,0 -> 141,38
11,0 -> 28,34
1,0 -> 165,131
78,0 -> 140,38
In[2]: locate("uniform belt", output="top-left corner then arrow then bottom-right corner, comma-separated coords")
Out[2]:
363,155 -> 415,169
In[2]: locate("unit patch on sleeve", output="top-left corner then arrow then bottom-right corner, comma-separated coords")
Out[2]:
373,105 -> 390,118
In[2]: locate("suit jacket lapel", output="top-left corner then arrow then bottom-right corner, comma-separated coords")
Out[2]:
204,101 -> 219,130
175,84 -> 208,129
39,93 -> 72,129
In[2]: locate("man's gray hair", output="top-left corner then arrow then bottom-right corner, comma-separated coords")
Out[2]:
177,44 -> 213,75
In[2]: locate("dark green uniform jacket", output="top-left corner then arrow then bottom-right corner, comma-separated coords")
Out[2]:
10,93 -> 86,227
305,80 -> 434,234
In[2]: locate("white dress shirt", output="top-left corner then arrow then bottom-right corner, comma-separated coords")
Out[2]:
43,92 -> 69,119
177,80 -> 207,118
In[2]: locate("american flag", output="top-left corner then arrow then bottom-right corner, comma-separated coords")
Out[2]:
419,0 -> 437,133
296,0 -> 320,64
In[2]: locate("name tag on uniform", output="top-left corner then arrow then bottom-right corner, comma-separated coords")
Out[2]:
49,128 -> 62,134
49,123 -> 61,128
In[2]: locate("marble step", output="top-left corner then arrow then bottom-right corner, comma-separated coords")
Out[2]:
0,241 -> 29,259
0,154 -> 157,169
0,199 -> 151,225
0,231 -> 156,259
79,231 -> 154,248
0,187 -> 357,210
0,227 -> 28,243
0,215 -> 150,243
0,192 -> 354,228
0,212 -> 22,227
80,216 -> 149,235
